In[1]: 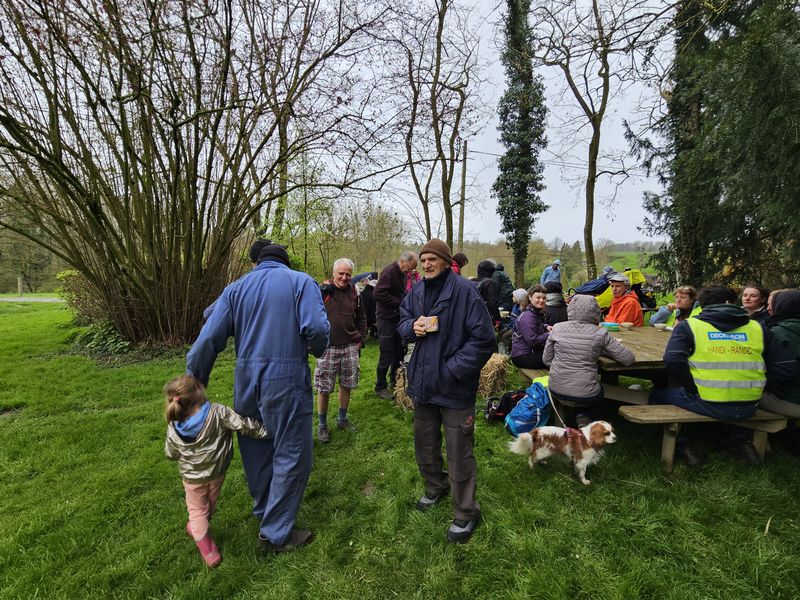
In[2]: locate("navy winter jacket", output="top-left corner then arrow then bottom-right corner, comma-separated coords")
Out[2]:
398,270 -> 496,409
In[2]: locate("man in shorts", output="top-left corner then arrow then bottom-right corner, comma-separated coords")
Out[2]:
315,258 -> 368,442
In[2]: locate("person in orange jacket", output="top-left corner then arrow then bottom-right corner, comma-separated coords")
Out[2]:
604,273 -> 643,326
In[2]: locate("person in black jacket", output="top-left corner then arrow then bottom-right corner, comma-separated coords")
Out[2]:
373,251 -> 418,399
475,260 -> 501,325
491,263 -> 515,311
398,239 -> 495,544
543,281 -> 568,326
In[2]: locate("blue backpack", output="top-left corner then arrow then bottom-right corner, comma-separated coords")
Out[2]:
504,378 -> 551,437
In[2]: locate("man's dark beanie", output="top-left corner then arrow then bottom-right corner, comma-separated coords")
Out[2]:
419,238 -> 453,264
249,239 -> 272,263
544,281 -> 563,294
257,244 -> 290,267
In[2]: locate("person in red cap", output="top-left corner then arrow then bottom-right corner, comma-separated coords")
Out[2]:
398,239 -> 495,544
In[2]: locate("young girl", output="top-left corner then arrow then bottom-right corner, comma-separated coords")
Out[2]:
164,374 -> 268,568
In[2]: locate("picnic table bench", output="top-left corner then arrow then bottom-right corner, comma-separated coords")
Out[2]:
619,404 -> 788,473
517,367 -> 549,384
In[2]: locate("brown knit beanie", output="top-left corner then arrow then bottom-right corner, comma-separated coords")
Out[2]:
419,239 -> 453,264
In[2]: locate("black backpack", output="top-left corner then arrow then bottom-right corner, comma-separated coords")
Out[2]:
485,389 -> 526,423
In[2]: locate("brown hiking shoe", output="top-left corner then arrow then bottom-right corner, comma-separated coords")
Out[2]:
375,388 -> 393,400
317,425 -> 330,443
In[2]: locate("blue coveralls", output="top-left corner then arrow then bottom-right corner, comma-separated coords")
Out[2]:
187,260 -> 329,545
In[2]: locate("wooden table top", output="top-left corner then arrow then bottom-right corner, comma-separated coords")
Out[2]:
598,326 -> 672,371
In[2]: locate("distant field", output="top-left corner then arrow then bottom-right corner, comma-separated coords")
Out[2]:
604,251 -> 653,274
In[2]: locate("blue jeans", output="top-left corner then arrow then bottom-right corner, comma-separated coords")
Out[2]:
650,388 -> 758,444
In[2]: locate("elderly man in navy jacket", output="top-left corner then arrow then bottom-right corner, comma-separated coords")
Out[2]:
398,239 -> 495,544
187,243 -> 329,553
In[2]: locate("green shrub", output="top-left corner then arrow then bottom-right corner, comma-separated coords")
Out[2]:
70,320 -> 131,356
56,270 -> 108,325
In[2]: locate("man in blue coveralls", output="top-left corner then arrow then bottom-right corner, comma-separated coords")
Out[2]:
187,242 -> 329,552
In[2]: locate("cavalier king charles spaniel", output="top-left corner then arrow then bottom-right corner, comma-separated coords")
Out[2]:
508,421 -> 616,485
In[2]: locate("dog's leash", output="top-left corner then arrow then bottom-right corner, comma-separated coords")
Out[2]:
544,386 -> 567,427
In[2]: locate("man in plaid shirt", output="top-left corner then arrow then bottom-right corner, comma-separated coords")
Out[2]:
314,258 -> 368,442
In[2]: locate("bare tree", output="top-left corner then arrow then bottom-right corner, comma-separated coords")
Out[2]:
0,0 -> 403,345
530,0 -> 668,278
380,0 -> 486,247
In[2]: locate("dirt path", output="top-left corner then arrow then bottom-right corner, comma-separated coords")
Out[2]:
0,297 -> 64,302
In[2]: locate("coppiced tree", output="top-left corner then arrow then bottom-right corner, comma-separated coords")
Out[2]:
529,0 -> 667,279
0,0 -> 401,345
493,0 -> 548,287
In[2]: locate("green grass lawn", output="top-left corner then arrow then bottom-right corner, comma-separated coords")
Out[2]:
2,303 -> 800,599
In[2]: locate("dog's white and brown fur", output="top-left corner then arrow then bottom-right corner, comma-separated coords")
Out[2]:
508,422 -> 616,485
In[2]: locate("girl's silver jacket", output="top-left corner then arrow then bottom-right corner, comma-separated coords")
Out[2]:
165,403 -> 268,483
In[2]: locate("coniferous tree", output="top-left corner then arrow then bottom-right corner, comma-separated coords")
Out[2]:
493,0 -> 548,287
642,0 -> 800,288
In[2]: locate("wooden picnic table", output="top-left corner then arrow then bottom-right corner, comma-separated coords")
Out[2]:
598,326 -> 671,371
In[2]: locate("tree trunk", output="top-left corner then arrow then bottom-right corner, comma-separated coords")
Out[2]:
584,122 -> 601,280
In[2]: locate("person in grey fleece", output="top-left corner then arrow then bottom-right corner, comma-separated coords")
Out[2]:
543,294 -> 634,425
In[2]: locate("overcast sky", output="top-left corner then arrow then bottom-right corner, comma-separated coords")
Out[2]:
453,2 -> 666,247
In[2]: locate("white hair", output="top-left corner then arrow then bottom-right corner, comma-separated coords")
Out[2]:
333,258 -> 354,272
400,250 -> 418,263
512,288 -> 528,303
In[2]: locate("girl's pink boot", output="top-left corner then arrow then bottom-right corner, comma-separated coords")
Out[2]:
195,534 -> 222,568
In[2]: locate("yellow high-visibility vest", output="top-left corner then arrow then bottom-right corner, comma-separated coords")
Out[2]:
596,287 -> 613,310
666,305 -> 702,328
686,318 -> 766,402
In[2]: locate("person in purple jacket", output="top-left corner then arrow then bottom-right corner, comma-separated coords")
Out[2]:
510,285 -> 550,369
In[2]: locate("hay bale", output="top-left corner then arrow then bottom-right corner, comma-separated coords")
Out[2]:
478,353 -> 509,399
393,365 -> 414,412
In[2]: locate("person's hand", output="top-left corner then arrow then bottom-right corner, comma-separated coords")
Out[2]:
667,302 -> 677,311
413,316 -> 427,337
546,325 -> 553,332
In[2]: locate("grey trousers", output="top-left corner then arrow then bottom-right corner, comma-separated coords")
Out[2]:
413,403 -> 480,521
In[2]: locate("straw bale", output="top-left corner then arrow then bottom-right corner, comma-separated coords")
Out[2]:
393,365 -> 414,412
478,353 -> 509,399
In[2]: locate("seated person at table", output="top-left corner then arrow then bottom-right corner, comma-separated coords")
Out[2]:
650,285 -> 701,327
510,285 -> 550,369
543,281 -> 568,326
741,283 -> 771,325
651,285 -> 799,466
543,294 -> 634,426
498,288 -> 529,353
604,273 -> 643,326
759,289 -> 800,419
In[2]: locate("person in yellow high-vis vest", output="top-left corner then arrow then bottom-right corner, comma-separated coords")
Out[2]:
650,285 -> 799,467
